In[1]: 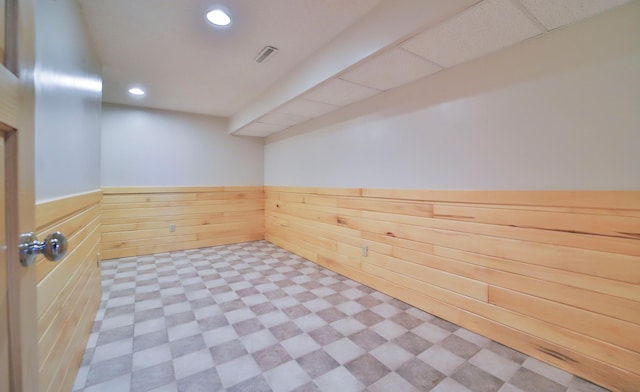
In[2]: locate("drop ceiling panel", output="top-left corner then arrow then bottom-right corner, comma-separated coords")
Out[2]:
517,0 -> 630,31
340,47 -> 442,91
260,111 -> 310,127
401,0 -> 543,67
235,129 -> 272,137
79,0 -> 383,117
277,99 -> 341,118
302,78 -> 381,107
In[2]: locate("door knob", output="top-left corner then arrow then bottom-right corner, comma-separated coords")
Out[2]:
19,231 -> 68,267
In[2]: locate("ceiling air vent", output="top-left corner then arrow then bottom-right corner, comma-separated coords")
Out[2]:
255,46 -> 279,64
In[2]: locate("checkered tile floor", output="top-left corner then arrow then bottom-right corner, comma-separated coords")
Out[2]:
73,241 -> 607,392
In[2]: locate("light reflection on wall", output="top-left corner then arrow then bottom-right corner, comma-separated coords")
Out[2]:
35,69 -> 102,94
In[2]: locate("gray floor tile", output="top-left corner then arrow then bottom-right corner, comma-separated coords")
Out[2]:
397,357 -> 446,390
394,331 -> 432,355
469,348 -> 520,382
164,310 -> 195,328
270,320 -> 304,340
391,311 -> 423,330
369,372 -> 420,392
132,344 -> 172,372
227,374 -> 272,392
104,304 -> 135,319
297,349 -> 340,379
353,309 -> 384,327
432,316 -> 460,332
344,353 -> 390,386
74,241 -> 608,392
175,368 -> 222,392
169,334 -> 206,358
253,343 -> 292,371
432,377 -> 473,392
133,329 -> 168,352
83,374 -> 131,392
568,377 -> 610,392
419,344 -> 466,376
263,360 -> 311,392
232,317 -> 264,336
95,324 -> 134,347
85,354 -> 132,387
314,366 -> 364,392
197,314 -> 228,332
485,341 -> 528,364
523,357 -> 573,386
216,354 -> 261,389
281,333 -> 322,359
309,325 -> 344,346
131,361 -> 175,392
452,363 -> 504,392
209,339 -> 248,364
290,381 -> 322,392
172,348 -> 215,381
135,307 -> 165,323
440,334 -> 482,359
509,367 -> 566,392
349,329 -> 386,351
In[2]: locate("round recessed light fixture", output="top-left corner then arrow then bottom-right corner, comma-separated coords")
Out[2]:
128,87 -> 145,96
206,9 -> 231,26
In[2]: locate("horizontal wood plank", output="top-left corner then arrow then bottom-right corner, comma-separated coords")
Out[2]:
361,188 -> 640,210
267,198 -> 640,257
265,186 -> 640,392
101,187 -> 265,259
35,190 -> 101,231
267,201 -> 640,284
433,204 -> 640,240
268,228 -> 640,379
35,192 -> 102,392
102,233 -> 264,260
36,206 -> 100,283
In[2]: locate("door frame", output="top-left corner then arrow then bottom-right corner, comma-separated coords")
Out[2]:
3,0 -> 38,390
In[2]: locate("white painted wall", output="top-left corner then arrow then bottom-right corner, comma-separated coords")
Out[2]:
35,0 -> 102,201
264,4 -> 640,190
101,104 -> 264,187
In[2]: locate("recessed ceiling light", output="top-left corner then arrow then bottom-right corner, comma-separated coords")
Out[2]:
128,87 -> 145,96
206,9 -> 231,26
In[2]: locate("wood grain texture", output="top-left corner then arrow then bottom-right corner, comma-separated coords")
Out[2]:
35,190 -> 101,230
0,66 -> 18,129
101,186 -> 265,259
35,191 -> 102,392
265,187 -> 640,392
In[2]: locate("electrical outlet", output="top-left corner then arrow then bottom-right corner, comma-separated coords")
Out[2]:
170,224 -> 176,232
362,244 -> 368,257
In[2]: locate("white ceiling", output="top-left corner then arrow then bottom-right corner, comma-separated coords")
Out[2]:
78,0 -> 383,117
78,0 -> 631,137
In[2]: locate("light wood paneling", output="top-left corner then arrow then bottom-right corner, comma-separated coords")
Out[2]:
101,186 -> 265,259
265,187 -> 640,392
0,127 -> 9,392
0,67 -> 18,128
36,191 -> 102,392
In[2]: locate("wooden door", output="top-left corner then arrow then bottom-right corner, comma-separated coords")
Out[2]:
1,0 -> 38,390
1,128 -> 9,392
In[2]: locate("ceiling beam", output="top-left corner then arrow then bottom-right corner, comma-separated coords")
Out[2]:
228,0 -> 479,135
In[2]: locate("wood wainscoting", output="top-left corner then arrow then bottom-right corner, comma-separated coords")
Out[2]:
35,190 -> 102,392
265,187 -> 640,391
101,186 -> 265,259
